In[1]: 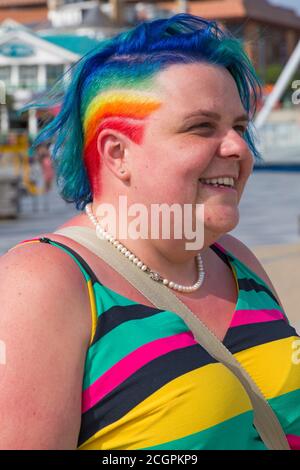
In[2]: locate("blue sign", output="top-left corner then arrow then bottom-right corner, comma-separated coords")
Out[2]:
0,43 -> 35,58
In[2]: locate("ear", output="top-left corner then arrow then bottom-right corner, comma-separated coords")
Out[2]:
96,129 -> 131,181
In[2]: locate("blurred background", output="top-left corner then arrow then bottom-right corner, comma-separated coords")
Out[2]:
0,0 -> 299,330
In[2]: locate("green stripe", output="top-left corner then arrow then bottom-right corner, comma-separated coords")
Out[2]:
233,256 -> 272,288
232,256 -> 288,319
93,283 -> 139,317
83,310 -> 190,389
226,255 -> 286,314
141,388 -> 300,450
268,387 -> 300,436
141,410 -> 267,450
237,289 -> 284,311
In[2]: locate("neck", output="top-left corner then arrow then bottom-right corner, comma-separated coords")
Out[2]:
85,201 -> 222,288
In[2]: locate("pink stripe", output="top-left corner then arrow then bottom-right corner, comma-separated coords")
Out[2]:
286,434 -> 300,450
82,331 -> 196,413
213,242 -> 226,254
230,309 -> 286,328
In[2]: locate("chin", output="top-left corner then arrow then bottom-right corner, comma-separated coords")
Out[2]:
204,209 -> 240,235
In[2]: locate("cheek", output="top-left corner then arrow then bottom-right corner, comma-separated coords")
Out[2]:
240,150 -> 254,184
203,206 -> 240,231
132,138 -> 215,196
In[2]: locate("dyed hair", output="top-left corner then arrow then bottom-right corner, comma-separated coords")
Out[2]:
24,13 -> 262,210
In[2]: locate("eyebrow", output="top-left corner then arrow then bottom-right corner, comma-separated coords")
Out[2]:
182,109 -> 249,123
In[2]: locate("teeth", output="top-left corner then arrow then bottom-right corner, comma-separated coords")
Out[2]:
200,177 -> 235,188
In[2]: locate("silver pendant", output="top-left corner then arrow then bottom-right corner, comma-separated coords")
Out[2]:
149,271 -> 163,282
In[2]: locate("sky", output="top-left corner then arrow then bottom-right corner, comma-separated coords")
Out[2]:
269,0 -> 300,15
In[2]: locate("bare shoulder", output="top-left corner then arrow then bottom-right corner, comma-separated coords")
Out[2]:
0,240 -> 91,449
218,233 -> 283,307
2,238 -> 92,346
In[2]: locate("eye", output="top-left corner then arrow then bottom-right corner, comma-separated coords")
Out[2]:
197,122 -> 214,129
189,122 -> 215,132
234,125 -> 247,136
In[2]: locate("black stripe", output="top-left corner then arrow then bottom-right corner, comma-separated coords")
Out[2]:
38,239 -> 228,287
78,318 -> 298,445
38,239 -> 230,294
39,237 -> 102,286
223,319 -> 297,353
91,304 -> 164,346
238,277 -> 279,305
77,344 -> 217,446
209,243 -> 233,267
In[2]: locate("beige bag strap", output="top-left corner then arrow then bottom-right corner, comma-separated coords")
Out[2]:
54,225 -> 290,450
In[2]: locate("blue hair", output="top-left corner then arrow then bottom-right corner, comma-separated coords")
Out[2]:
23,13 -> 262,210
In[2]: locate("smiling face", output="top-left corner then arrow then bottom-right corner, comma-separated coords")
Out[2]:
125,62 -> 254,244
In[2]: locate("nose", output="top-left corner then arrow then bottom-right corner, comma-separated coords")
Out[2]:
218,129 -> 248,160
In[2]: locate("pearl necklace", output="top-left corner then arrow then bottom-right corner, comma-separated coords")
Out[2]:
85,202 -> 205,293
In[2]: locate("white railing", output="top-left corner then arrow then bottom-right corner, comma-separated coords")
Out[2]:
256,120 -> 300,163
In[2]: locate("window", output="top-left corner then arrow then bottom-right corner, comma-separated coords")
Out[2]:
19,65 -> 38,89
46,64 -> 65,87
0,66 -> 11,85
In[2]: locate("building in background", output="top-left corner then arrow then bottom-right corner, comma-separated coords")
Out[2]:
0,0 -> 48,26
0,1 -> 128,138
1,0 -> 300,137
2,1 -> 300,73
0,19 -> 83,137
123,0 -> 300,105
184,0 -> 300,83
122,0 -> 300,77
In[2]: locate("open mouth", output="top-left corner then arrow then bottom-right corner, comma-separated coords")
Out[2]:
199,176 -> 237,191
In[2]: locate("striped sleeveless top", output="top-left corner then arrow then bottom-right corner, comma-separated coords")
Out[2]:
15,236 -> 300,450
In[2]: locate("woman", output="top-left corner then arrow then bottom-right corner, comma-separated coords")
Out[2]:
36,144 -> 54,193
0,14 -> 299,450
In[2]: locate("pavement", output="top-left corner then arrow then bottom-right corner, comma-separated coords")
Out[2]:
252,243 -> 300,334
0,188 -> 77,255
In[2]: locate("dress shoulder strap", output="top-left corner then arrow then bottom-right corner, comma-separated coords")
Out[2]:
9,236 -> 98,345
210,242 -> 233,268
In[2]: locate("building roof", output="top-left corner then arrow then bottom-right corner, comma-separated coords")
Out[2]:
244,0 -> 300,29
0,29 -> 79,69
41,33 -> 102,55
82,5 -> 118,28
188,0 -> 300,30
189,0 -> 245,20
0,0 -> 46,6
0,7 -> 48,24
125,0 -> 300,30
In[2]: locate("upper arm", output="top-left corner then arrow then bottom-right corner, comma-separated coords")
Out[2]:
218,234 -> 285,310
0,243 -> 90,449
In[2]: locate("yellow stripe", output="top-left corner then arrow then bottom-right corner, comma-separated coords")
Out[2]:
84,97 -> 160,131
83,91 -> 161,147
10,242 -> 98,345
8,240 -> 40,252
230,261 -> 239,292
80,335 -> 300,450
84,89 -> 161,127
234,335 -> 300,399
87,279 -> 98,345
79,362 -> 252,450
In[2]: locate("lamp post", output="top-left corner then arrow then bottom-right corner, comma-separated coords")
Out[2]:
109,0 -> 124,26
